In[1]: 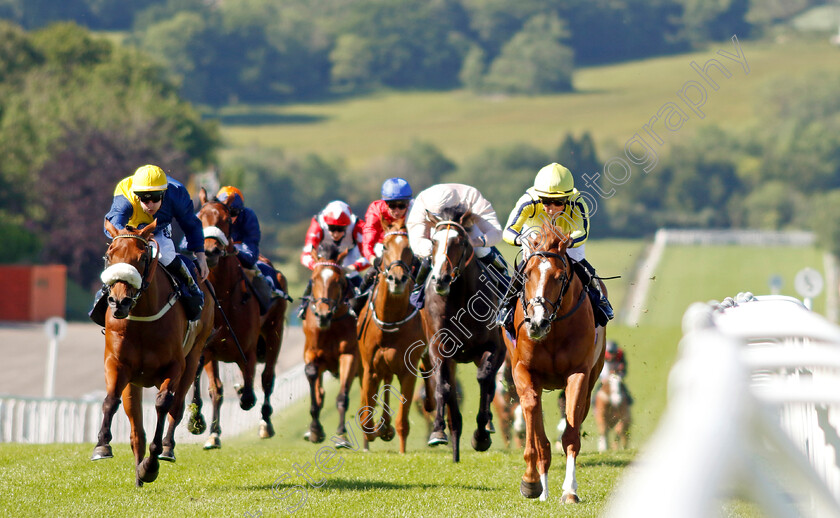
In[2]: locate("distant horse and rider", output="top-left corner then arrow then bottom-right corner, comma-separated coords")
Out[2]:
188,189 -> 290,449
355,217 -> 428,453
92,221 -> 214,486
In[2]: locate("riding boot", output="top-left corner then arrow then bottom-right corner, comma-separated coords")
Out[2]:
495,266 -> 524,333
297,280 -> 313,320
166,256 -> 204,321
88,285 -> 109,327
357,258 -> 380,299
574,258 -> 614,327
248,268 -> 272,315
409,257 -> 431,310
479,247 -> 511,295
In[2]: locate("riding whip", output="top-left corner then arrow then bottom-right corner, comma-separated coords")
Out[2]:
204,280 -> 249,366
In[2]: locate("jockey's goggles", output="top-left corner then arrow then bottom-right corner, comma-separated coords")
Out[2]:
386,201 -> 409,210
229,207 -> 242,218
137,191 -> 165,203
327,225 -> 347,233
540,197 -> 568,207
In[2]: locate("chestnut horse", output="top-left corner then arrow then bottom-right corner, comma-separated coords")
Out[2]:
302,244 -> 359,445
421,208 -> 506,462
189,193 -> 289,449
356,217 -> 427,452
504,222 -> 606,503
92,220 -> 214,486
594,370 -> 631,451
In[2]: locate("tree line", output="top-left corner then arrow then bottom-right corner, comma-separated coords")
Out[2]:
0,0 -> 767,104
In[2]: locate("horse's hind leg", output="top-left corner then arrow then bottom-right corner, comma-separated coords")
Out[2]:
472,349 -> 500,452
237,351 -> 258,411
204,360 -> 224,449
163,349 -> 204,461
188,357 -> 207,435
335,352 -> 358,439
121,384 -> 147,487
138,375 -> 177,485
305,362 -> 326,443
259,328 -> 283,439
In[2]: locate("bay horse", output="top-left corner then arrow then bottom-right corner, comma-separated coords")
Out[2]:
92,220 -> 214,486
504,221 -> 606,503
356,216 -> 427,452
189,192 -> 289,449
421,207 -> 506,462
594,370 -> 631,451
302,244 -> 359,445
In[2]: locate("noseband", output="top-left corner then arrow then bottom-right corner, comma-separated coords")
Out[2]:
381,230 -> 413,281
309,261 -> 349,321
519,250 -> 586,327
201,202 -> 236,257
104,234 -> 160,310
432,220 -> 474,283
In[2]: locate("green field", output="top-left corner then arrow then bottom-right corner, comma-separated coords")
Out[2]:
217,39 -> 834,170
8,239 -> 826,516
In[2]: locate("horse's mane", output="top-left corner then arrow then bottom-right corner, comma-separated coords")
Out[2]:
435,204 -> 472,227
316,241 -> 341,261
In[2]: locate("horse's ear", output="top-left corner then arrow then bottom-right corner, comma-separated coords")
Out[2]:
337,248 -> 350,264
104,219 -> 119,238
199,187 -> 208,205
459,209 -> 474,226
559,232 -> 574,251
425,209 -> 439,226
140,220 -> 158,239
310,247 -> 319,262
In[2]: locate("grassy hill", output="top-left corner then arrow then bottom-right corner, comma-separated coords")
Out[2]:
217,38 -> 835,170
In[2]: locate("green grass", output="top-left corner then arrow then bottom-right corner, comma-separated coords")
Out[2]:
217,39 -> 835,169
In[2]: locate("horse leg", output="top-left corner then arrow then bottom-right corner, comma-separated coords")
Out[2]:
334,352 -> 357,441
376,374 -> 397,442
162,350 -> 203,461
121,384 -> 146,487
359,366 -> 381,445
237,352 -> 258,411
514,368 -> 550,500
204,360 -> 224,449
428,358 -> 452,447
188,358 -> 207,435
396,373 -> 417,454
304,362 -> 326,443
138,374 -> 178,485
472,349 -> 499,452
595,396 -> 608,453
91,362 -> 126,461
259,331 -> 283,439
560,371 -> 590,504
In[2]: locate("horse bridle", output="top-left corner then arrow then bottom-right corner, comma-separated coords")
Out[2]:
106,234 -> 160,310
519,250 -> 585,326
432,220 -> 474,283
365,230 -> 419,332
201,201 -> 237,258
381,230 -> 414,282
309,261 -> 349,321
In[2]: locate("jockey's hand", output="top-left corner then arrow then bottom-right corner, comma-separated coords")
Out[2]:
194,252 -> 209,281
468,235 -> 486,248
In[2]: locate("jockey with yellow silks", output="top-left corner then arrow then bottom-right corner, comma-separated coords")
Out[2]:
497,162 -> 614,330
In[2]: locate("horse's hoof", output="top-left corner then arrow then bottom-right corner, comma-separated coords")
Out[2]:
188,405 -> 206,435
379,425 -> 396,442
259,419 -> 275,439
238,388 -> 257,411
308,424 -> 325,444
561,491 -> 580,504
91,445 -> 113,461
520,479 -> 543,499
303,431 -> 311,441
159,447 -> 176,462
428,430 -> 448,446
333,435 -> 352,449
472,430 -> 492,452
137,459 -> 159,484
203,433 -> 221,450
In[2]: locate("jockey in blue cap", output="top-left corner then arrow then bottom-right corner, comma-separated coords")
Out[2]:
215,186 -> 291,313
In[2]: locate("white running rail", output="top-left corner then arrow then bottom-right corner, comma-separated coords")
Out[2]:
0,362 -> 309,444
607,293 -> 840,517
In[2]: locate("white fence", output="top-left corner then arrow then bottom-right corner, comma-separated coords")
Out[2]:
607,293 -> 840,517
0,362 -> 309,444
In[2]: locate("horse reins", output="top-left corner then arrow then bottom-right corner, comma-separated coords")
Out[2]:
433,220 -> 474,282
516,250 -> 587,333
308,261 -> 351,320
107,234 -> 174,319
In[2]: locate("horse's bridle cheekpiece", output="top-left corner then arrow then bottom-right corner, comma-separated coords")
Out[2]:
433,220 -> 474,283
